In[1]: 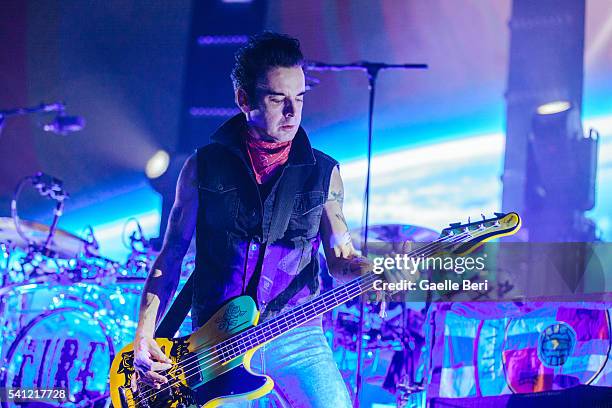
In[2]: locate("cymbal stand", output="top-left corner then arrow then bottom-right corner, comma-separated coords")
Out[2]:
11,173 -> 69,258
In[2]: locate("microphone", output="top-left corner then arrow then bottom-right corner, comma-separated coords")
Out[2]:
43,114 -> 85,135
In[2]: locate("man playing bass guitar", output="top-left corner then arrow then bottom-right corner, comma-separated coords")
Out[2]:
131,32 -> 371,407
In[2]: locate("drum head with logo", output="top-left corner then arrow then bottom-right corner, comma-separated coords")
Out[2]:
0,307 -> 114,407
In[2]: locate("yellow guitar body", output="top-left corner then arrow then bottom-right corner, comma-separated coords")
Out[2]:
109,296 -> 273,407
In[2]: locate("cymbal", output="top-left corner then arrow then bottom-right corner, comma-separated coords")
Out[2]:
0,217 -> 94,258
350,224 -> 439,255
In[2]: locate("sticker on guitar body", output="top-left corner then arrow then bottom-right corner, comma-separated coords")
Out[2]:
215,304 -> 248,332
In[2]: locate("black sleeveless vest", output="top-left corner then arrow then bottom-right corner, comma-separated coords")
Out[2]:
191,114 -> 337,329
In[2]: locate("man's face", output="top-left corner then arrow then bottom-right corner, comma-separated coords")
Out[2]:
241,66 -> 306,142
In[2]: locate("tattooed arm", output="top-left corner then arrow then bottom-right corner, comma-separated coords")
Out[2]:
320,166 -> 372,283
132,154 -> 198,389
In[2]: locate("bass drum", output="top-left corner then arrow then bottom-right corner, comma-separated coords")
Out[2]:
0,282 -> 117,356
0,306 -> 115,407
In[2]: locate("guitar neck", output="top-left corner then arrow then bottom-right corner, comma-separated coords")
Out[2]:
222,212 -> 520,362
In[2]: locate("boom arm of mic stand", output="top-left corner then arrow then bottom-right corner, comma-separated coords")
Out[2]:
0,102 -> 66,117
0,102 -> 67,140
305,61 -> 428,73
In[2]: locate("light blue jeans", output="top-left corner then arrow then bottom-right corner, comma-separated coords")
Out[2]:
224,325 -> 352,408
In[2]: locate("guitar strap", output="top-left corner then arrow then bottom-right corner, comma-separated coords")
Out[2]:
265,165 -> 306,244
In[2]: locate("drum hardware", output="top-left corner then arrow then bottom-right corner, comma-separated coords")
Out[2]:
11,172 -> 72,258
121,217 -> 196,280
81,225 -> 101,255
122,217 -> 151,254
396,382 -> 426,408
319,224 -> 436,407
329,296 -> 428,407
0,217 -> 93,260
1,241 -> 15,287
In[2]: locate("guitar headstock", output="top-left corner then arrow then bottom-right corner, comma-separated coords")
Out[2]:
440,212 -> 521,255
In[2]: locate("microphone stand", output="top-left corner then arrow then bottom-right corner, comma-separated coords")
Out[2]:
306,61 -> 427,407
0,102 -> 70,139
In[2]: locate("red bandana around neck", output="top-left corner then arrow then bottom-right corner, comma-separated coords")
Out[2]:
245,128 -> 292,184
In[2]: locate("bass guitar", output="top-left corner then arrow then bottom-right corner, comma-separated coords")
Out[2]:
109,212 -> 521,407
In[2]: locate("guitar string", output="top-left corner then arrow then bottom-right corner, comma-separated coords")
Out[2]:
133,227 -> 482,405
134,225 -> 492,404
133,228 -> 482,405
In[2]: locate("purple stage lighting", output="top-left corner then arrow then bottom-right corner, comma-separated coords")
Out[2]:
196,35 -> 249,46
189,107 -> 241,117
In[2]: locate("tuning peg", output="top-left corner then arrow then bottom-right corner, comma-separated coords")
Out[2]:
468,216 -> 471,224
481,214 -> 486,220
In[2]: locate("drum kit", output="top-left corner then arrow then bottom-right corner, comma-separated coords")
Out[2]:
0,174 -> 195,408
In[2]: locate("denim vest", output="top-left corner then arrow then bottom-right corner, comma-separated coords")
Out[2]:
191,114 -> 337,329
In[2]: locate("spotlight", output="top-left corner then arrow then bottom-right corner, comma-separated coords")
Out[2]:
145,153 -> 188,250
145,150 -> 170,179
526,102 -> 599,241
536,100 -> 571,115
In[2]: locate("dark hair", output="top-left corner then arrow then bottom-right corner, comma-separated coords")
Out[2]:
231,32 -> 304,99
